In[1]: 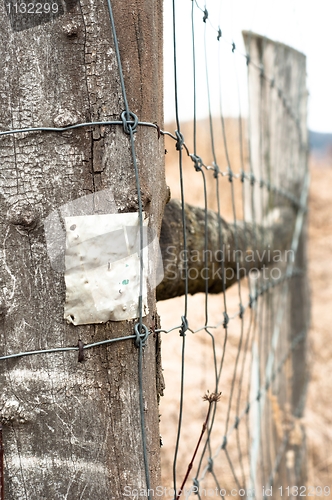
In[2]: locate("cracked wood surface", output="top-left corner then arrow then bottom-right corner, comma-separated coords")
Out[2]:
0,1 -> 165,498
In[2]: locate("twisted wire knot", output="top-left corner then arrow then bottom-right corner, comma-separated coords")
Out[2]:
190,154 -> 203,172
223,312 -> 229,329
193,478 -> 200,495
213,162 -> 220,178
134,323 -> 149,348
175,130 -> 184,151
203,8 -> 208,22
180,316 -> 189,337
121,110 -> 138,134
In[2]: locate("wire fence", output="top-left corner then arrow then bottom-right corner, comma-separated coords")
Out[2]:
158,1 -> 310,499
0,0 -> 310,499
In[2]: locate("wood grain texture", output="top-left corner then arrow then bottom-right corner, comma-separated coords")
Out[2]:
243,31 -> 309,490
0,1 -> 165,498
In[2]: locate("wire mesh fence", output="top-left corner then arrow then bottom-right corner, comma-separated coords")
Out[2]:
158,1 -> 310,498
0,0 -> 312,498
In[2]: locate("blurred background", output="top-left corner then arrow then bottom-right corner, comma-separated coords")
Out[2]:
164,0 -> 332,135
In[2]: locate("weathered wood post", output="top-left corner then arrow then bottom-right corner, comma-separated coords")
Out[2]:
0,0 -> 165,498
243,32 -> 309,494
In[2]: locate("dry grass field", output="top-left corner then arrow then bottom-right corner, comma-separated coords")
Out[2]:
306,155 -> 332,489
157,119 -> 332,497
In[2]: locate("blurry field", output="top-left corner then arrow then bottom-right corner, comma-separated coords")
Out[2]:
306,155 -> 332,488
157,119 -> 332,497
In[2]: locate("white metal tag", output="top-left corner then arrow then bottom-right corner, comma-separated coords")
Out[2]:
63,212 -> 149,325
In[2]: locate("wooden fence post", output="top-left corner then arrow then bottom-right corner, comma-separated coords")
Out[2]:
243,31 -> 310,495
0,1 -> 165,497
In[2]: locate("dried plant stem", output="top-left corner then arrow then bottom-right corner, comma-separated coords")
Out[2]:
175,392 -> 221,500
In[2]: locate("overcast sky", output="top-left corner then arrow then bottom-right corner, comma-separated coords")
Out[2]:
164,0 -> 332,133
